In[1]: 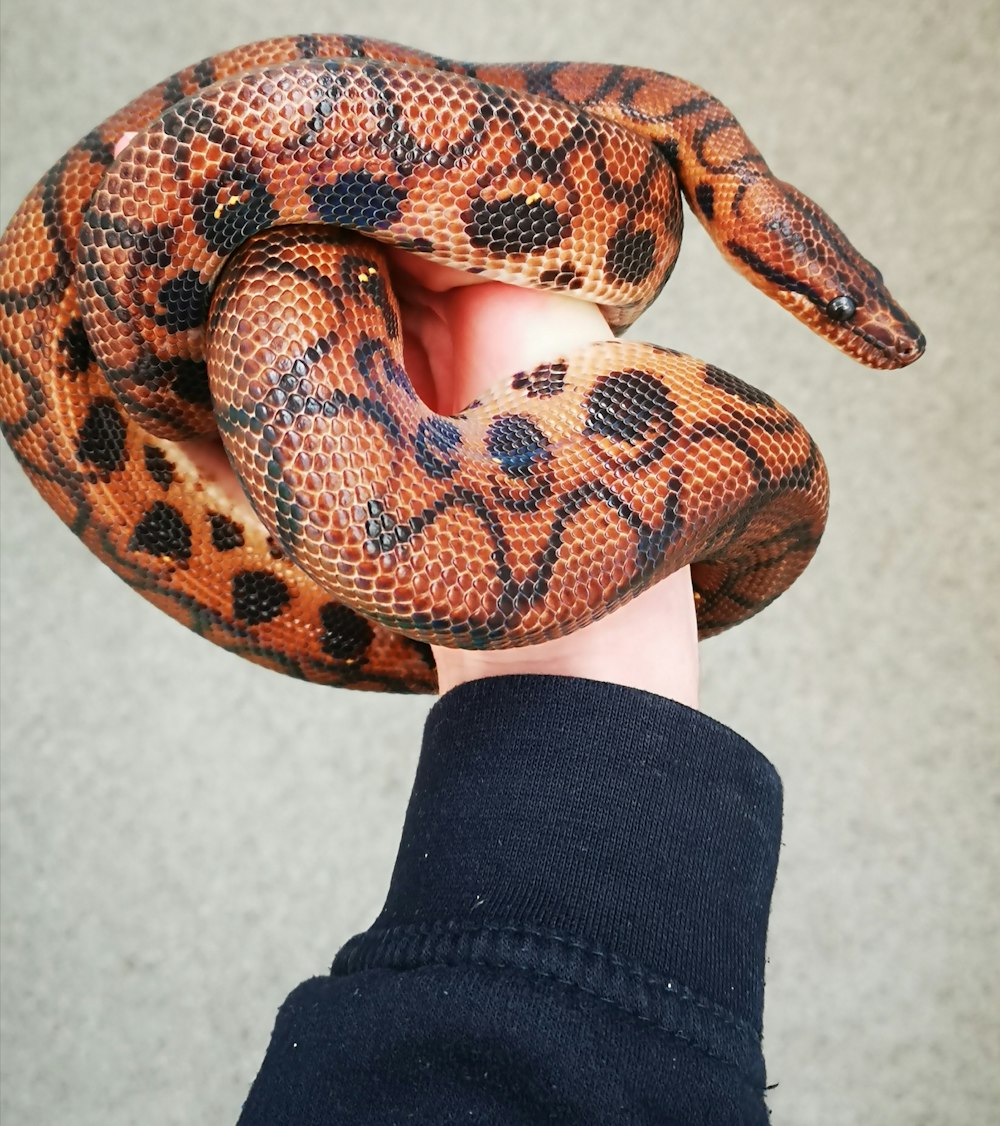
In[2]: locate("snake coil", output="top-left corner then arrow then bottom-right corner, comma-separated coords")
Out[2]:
0,35 -> 924,692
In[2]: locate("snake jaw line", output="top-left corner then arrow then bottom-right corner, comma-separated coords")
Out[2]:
768,286 -> 925,371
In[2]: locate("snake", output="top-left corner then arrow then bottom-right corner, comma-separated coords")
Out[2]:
0,34 -> 924,693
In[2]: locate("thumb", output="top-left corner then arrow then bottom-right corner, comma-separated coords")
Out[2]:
441,279 -> 613,413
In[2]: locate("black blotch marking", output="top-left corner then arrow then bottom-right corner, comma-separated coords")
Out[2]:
664,96 -> 714,122
297,91 -> 336,148
192,59 -> 216,89
539,260 -> 585,290
0,275 -> 64,317
161,73 -> 186,108
143,445 -> 176,490
688,419 -> 773,486
485,414 -> 551,479
83,213 -> 142,253
200,169 -> 279,255
209,512 -> 245,551
464,194 -> 567,256
516,62 -> 567,102
604,224 -> 657,285
511,361 -> 568,399
76,398 -> 127,475
77,129 -> 114,168
341,255 -> 399,340
161,96 -> 220,143
375,282 -> 399,340
339,34 -> 371,58
585,369 -> 678,445
506,133 -> 585,179
231,570 -> 291,625
76,225 -> 121,314
352,335 -> 415,404
703,364 -> 776,408
731,182 -> 749,216
690,115 -> 747,174
308,173 -> 409,231
363,499 -> 407,557
156,270 -> 211,332
695,182 -> 715,221
414,417 -> 461,480
129,501 -> 192,562
129,354 -> 212,407
295,34 -> 324,58
656,138 -> 680,169
0,342 -> 46,443
38,160 -> 74,289
584,65 -> 628,105
60,318 -> 94,374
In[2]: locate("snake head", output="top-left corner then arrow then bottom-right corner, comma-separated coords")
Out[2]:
725,180 -> 925,370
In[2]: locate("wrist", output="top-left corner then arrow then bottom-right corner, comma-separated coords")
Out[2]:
432,566 -> 699,706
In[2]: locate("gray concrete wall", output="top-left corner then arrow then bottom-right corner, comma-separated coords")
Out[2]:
1,1 -> 996,1122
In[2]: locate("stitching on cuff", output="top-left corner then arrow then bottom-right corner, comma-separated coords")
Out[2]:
332,917 -> 764,1085
344,917 -> 759,1038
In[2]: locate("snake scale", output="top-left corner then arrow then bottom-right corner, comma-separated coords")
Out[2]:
0,34 -> 924,692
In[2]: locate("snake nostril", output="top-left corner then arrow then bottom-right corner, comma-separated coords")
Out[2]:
894,329 -> 926,363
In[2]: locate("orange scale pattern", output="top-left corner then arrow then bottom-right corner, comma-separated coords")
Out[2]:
0,34 -> 923,692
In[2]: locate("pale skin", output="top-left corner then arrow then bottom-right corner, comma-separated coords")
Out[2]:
112,133 -> 700,708
386,248 -> 700,707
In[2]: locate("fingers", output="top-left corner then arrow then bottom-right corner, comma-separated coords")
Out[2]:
441,280 -> 613,414
384,247 -> 613,415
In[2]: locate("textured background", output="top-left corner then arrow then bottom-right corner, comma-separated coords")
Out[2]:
1,1 -> 997,1123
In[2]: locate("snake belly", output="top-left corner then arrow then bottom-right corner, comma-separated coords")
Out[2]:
0,35 -> 924,693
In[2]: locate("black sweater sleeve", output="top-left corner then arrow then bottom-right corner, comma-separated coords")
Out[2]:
238,674 -> 782,1125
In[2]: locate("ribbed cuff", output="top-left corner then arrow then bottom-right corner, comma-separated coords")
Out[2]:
336,674 -> 782,1036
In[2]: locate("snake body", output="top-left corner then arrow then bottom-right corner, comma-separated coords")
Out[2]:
0,35 -> 924,692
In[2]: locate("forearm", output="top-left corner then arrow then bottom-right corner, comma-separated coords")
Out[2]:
239,675 -> 781,1124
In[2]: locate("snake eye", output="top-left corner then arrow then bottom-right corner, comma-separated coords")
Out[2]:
826,295 -> 857,323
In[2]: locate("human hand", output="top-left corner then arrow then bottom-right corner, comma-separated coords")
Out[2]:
386,249 -> 700,708
112,132 -> 698,707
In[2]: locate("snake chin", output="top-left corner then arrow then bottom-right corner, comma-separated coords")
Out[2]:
784,291 -> 925,370
842,319 -> 927,370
